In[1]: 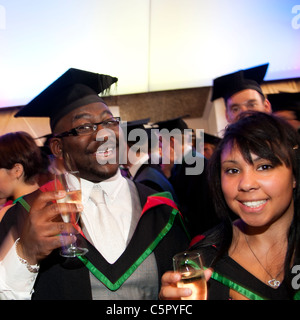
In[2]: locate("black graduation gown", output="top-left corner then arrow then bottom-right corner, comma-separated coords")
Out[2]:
0,183 -> 189,300
133,163 -> 178,203
191,226 -> 296,300
169,149 -> 220,238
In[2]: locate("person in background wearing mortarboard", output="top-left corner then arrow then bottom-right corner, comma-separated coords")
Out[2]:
0,68 -> 189,300
268,92 -> 300,132
155,116 -> 220,239
211,63 -> 272,123
203,132 -> 221,160
120,118 -> 178,202
156,116 -> 192,179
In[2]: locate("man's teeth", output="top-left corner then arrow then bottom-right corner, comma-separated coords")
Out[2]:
97,147 -> 114,156
242,200 -> 267,208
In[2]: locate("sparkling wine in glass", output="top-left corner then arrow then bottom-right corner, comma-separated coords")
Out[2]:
55,170 -> 88,257
173,251 -> 207,300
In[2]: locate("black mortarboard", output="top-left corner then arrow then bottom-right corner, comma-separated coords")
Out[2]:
120,118 -> 151,149
155,116 -> 189,132
204,132 -> 221,146
268,92 -> 300,120
211,63 -> 269,102
15,68 -> 118,131
121,118 -> 150,141
124,118 -> 151,133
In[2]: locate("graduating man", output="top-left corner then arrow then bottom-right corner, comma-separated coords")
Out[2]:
0,68 -> 189,300
121,118 -> 178,202
155,117 -> 220,238
211,63 -> 272,123
202,132 -> 221,160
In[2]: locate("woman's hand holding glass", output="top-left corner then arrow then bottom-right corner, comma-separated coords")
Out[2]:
159,261 -> 212,300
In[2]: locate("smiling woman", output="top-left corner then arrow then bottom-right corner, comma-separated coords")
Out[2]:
220,142 -> 295,228
159,111 -> 300,300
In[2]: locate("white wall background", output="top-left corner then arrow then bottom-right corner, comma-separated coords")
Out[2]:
0,0 -> 299,109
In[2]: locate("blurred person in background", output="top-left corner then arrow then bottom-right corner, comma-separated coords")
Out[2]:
211,63 -> 271,124
0,131 -> 42,221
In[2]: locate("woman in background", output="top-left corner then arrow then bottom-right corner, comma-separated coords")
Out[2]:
0,131 -> 42,221
160,112 -> 300,300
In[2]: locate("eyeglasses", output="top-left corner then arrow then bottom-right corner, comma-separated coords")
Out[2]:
55,117 -> 121,138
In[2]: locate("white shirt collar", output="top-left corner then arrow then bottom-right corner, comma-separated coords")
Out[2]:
81,169 -> 126,204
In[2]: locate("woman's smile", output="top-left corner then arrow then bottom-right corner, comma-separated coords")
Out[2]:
238,199 -> 268,213
221,143 -> 295,228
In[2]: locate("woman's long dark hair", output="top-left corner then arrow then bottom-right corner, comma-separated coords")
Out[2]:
206,111 -> 300,295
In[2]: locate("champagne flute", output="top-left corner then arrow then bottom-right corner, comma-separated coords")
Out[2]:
173,251 -> 207,300
55,168 -> 88,257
